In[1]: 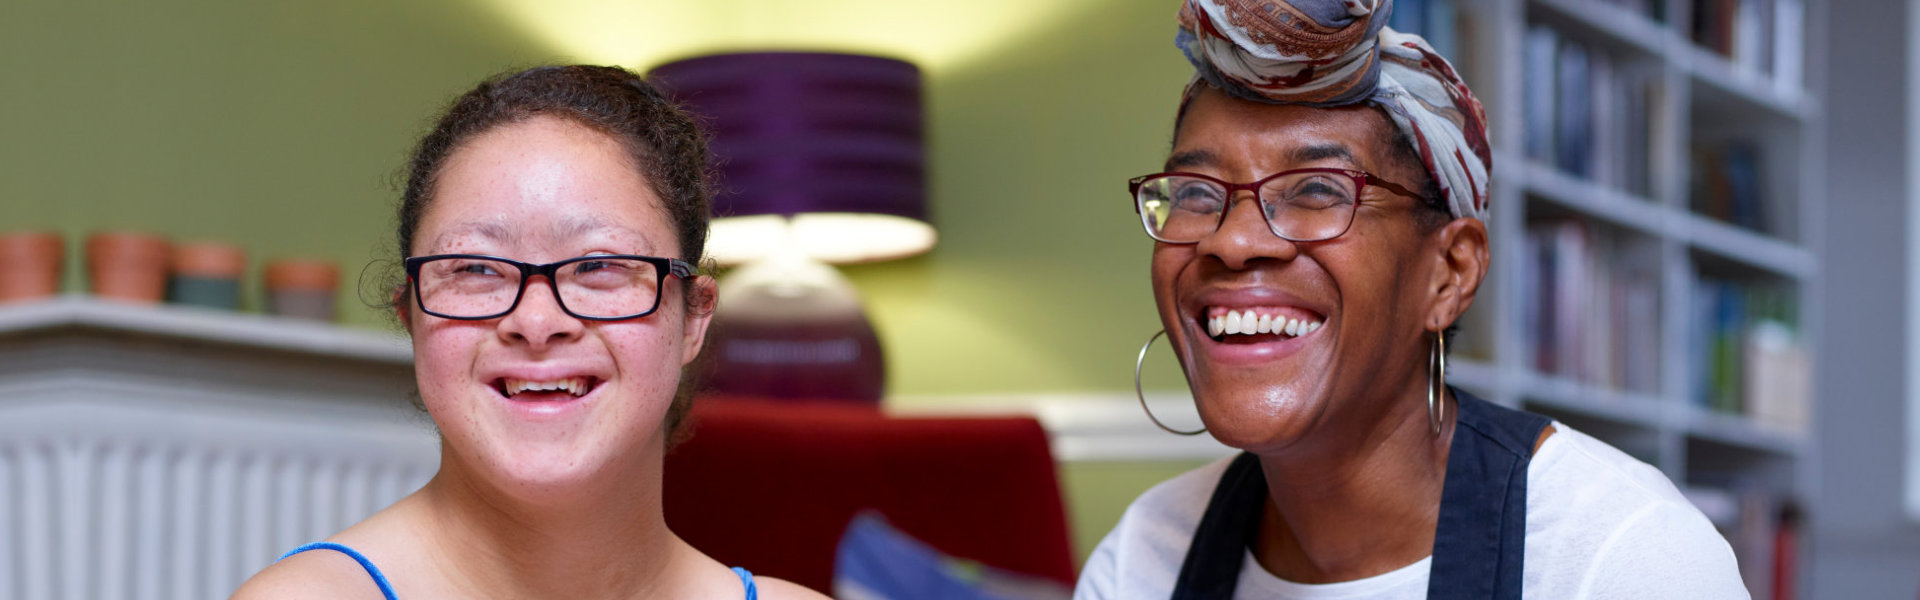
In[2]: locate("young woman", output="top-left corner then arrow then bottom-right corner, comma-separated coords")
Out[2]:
1075,1 -> 1747,598
233,66 -> 826,600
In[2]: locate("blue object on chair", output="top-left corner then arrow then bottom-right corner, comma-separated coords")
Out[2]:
833,512 -> 1070,600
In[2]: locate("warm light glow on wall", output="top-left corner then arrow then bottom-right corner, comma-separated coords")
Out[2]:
467,0 -> 1100,72
708,214 -> 937,266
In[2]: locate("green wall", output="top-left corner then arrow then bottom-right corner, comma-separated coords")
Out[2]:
1058,459 -> 1214,563
2,0 -> 1200,569
848,0 -> 1193,399
2,0 -> 556,312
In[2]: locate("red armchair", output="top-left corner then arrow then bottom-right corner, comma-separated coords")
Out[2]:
663,397 -> 1078,594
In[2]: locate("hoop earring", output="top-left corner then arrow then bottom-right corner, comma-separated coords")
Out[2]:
1136,330 -> 1207,436
1428,332 -> 1447,435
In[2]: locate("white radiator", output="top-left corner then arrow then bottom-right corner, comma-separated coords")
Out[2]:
0,395 -> 438,600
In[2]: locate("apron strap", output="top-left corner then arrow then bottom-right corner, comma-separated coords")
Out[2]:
1168,388 -> 1549,600
1169,452 -> 1265,600
1428,389 -> 1550,600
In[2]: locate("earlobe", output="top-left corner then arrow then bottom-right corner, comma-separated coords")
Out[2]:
394,288 -> 415,334
679,276 -> 719,366
1426,218 -> 1490,332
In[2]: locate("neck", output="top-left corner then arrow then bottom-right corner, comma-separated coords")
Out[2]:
1251,382 -> 1455,584
415,438 -> 690,599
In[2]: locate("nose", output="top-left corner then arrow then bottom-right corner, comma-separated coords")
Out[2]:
1193,191 -> 1299,270
497,276 -> 585,350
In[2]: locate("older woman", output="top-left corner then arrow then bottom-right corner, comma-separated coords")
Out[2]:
232,66 -> 826,599
1076,2 -> 1746,598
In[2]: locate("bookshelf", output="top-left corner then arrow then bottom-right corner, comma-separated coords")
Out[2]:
1404,0 -> 1821,596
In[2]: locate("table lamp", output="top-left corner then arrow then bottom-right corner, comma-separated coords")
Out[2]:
651,52 -> 931,404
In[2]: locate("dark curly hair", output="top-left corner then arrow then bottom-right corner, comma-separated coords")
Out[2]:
390,65 -> 713,443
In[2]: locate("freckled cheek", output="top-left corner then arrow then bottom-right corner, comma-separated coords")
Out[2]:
603,328 -> 685,402
411,325 -> 489,408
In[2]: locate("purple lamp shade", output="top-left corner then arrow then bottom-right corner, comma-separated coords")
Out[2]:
650,52 -> 926,223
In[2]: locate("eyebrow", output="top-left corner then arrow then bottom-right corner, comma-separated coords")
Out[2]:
552,214 -> 619,242
1163,143 -> 1360,173
427,216 -> 646,255
431,221 -> 517,251
1165,149 -> 1217,171
1291,143 -> 1357,165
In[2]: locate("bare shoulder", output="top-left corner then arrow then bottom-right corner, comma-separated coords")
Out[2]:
754,576 -> 832,600
229,547 -> 389,600
230,492 -> 426,599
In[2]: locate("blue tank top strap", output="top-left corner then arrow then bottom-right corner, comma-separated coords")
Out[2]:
279,542 -> 401,600
731,566 -> 758,600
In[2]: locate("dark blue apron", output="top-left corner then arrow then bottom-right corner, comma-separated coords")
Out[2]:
1168,387 -> 1551,599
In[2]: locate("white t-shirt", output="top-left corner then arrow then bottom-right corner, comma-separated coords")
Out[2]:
1074,424 -> 1749,599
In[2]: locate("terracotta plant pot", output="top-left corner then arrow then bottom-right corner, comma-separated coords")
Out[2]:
264,259 -> 340,322
169,242 -> 247,310
87,231 -> 171,303
0,231 -> 65,302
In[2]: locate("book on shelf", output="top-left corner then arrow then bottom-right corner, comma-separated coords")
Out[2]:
1522,220 -> 1661,394
1522,25 -> 1658,197
1690,140 -> 1770,233
1689,0 -> 1806,91
1689,278 -> 1809,432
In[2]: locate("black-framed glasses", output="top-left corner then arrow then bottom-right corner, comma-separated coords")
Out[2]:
1128,168 -> 1422,243
403,254 -> 697,321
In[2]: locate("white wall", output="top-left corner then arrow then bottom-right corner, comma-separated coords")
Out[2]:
1817,0 -> 1920,596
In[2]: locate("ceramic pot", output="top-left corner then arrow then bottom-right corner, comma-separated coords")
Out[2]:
87,231 -> 170,303
264,259 -> 339,322
0,231 -> 65,302
169,242 -> 247,310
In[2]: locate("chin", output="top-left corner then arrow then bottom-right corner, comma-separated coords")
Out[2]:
1190,380 -> 1332,453
483,440 -> 620,498
1179,341 -> 1344,454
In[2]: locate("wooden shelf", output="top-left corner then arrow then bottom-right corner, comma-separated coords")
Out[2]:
1679,213 -> 1817,280
1528,0 -> 1670,59
1522,160 -> 1667,236
1516,370 -> 1669,430
1682,405 -> 1808,456
1679,44 -> 1816,121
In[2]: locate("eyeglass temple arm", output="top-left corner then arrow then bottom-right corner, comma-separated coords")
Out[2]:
669,259 -> 697,278
1366,174 -> 1424,201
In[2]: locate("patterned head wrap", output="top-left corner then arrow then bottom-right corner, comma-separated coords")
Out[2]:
1176,0 -> 1491,220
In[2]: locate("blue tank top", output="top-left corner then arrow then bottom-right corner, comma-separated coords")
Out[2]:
279,542 -> 759,599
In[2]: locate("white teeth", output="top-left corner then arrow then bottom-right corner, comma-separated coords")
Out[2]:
504,377 -> 590,397
1204,307 -> 1324,339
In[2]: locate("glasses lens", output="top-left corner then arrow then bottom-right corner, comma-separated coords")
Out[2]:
1138,175 -> 1227,242
416,257 -> 522,318
1260,171 -> 1359,241
557,257 -> 662,318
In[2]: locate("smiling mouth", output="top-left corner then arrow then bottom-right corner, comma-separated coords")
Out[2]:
1200,306 -> 1325,344
492,376 -> 602,401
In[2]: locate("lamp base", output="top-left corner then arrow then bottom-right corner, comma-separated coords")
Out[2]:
701,253 -> 885,404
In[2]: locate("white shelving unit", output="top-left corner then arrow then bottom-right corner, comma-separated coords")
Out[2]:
1447,0 -> 1822,595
